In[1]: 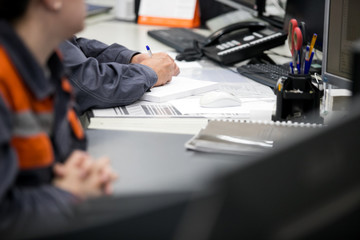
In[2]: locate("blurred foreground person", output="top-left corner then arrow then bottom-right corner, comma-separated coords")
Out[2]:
0,0 -> 117,238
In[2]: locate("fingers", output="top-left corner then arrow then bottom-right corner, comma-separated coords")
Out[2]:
79,156 -> 93,179
149,52 -> 180,76
53,150 -> 89,178
53,163 -> 66,177
67,150 -> 89,167
174,63 -> 180,76
97,157 -> 118,182
103,183 -> 114,196
92,156 -> 118,195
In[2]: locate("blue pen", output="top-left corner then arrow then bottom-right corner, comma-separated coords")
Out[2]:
308,50 -> 315,64
297,50 -> 301,74
304,51 -> 314,74
146,45 -> 152,57
290,62 -> 294,74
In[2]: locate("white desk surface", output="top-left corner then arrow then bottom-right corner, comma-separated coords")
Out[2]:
75,9 -> 345,201
78,13 -> 293,130
78,13 -> 291,196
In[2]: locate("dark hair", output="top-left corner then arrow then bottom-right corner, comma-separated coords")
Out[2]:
0,0 -> 31,22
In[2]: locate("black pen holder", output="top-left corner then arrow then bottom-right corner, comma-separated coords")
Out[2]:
272,73 -> 323,124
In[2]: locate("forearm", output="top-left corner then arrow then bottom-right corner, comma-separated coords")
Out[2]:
60,39 -> 158,113
66,58 -> 157,113
71,37 -> 139,64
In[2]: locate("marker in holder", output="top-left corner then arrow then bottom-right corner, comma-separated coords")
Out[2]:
272,73 -> 324,124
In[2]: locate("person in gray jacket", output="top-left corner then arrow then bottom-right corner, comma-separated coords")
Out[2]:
60,37 -> 180,113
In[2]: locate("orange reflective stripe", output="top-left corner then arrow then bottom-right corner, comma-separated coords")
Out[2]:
61,78 -> 72,93
12,133 -> 54,170
68,109 -> 84,140
32,97 -> 54,112
0,47 -> 30,111
1,47 -> 54,113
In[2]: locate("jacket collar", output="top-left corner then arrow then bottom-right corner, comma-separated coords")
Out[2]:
0,20 -> 64,100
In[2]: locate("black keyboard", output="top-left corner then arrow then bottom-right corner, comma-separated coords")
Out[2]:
237,64 -> 289,88
148,28 -> 207,52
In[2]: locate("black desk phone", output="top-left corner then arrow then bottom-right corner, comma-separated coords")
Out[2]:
201,21 -> 287,65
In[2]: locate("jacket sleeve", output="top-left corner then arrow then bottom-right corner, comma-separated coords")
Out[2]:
0,98 -> 77,238
59,37 -> 158,114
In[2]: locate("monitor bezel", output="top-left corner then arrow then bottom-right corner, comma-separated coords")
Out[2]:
321,0 -> 353,89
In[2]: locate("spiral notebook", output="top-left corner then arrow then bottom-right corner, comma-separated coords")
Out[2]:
185,119 -> 323,155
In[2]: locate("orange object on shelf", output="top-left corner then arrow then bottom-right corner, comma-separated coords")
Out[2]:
138,0 -> 200,28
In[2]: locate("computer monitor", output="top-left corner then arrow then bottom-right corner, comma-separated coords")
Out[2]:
176,96 -> 360,239
215,0 -> 260,15
322,0 -> 360,89
283,0 -> 325,51
215,0 -> 283,28
86,3 -> 112,17
352,40 -> 360,95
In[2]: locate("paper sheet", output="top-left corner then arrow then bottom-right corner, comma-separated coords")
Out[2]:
92,80 -> 275,120
92,101 -> 182,117
138,0 -> 197,19
92,100 -> 249,119
140,77 -> 219,103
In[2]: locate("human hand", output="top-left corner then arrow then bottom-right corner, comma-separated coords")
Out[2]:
130,53 -> 150,64
139,52 -> 180,87
53,151 -> 118,199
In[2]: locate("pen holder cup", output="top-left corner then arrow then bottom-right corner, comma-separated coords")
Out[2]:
272,73 -> 324,124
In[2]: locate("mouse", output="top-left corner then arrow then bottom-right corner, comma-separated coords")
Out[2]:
200,91 -> 242,108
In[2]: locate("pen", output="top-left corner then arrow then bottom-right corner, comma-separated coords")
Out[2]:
304,51 -> 314,74
308,50 -> 315,66
297,50 -> 301,74
308,34 -> 317,59
301,45 -> 310,74
146,45 -> 152,57
290,62 -> 294,74
299,21 -> 307,48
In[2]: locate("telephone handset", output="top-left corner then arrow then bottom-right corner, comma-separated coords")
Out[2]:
201,21 -> 287,65
203,21 -> 267,47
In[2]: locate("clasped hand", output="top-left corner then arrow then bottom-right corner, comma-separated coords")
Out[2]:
53,151 -> 118,200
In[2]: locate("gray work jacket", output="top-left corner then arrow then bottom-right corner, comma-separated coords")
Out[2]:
59,37 -> 158,114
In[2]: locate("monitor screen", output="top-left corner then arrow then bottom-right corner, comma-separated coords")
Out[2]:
322,0 -> 360,89
215,0 -> 283,28
283,0 -> 325,51
215,0 -> 259,15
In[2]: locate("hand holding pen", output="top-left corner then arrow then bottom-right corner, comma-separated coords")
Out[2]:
133,45 -> 180,86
